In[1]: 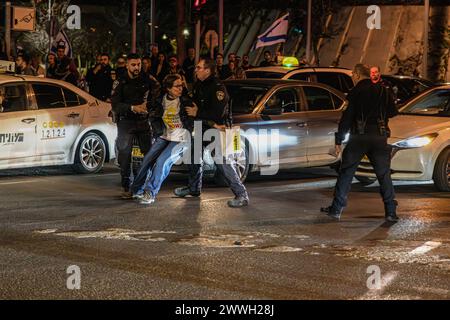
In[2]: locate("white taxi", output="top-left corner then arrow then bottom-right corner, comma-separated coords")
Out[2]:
356,86 -> 450,191
0,73 -> 117,173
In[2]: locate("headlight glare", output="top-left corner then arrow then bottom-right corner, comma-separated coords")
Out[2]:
393,133 -> 438,148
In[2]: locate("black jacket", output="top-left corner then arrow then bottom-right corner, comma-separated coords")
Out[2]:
86,64 -> 113,101
149,94 -> 195,137
192,75 -> 231,129
111,73 -> 153,121
335,79 -> 398,145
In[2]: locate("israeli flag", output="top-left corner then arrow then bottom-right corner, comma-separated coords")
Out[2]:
51,29 -> 73,58
252,13 -> 289,50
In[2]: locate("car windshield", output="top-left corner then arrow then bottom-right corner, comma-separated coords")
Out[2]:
245,71 -> 284,79
400,88 -> 450,116
225,84 -> 270,114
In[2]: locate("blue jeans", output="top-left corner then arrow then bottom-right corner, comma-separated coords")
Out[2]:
131,137 -> 187,197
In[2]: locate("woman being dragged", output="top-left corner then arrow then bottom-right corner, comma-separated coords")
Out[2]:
131,74 -> 194,204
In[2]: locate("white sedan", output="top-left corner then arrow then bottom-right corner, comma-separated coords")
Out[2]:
356,86 -> 450,191
0,74 -> 117,173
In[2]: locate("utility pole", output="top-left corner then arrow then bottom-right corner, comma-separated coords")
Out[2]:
306,0 -> 312,63
150,0 -> 155,45
5,1 -> 11,59
195,18 -> 200,64
48,0 -> 52,53
131,0 -> 137,53
219,0 -> 223,55
423,0 -> 429,79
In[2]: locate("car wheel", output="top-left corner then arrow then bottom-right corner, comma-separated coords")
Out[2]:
214,141 -> 251,186
355,175 -> 376,186
433,147 -> 450,192
73,133 -> 106,174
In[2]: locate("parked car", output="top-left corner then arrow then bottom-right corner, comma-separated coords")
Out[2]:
381,75 -> 436,105
356,86 -> 450,191
133,79 -> 347,183
0,74 -> 117,173
245,66 -> 354,95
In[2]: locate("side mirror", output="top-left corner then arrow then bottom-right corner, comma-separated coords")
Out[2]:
262,105 -> 282,115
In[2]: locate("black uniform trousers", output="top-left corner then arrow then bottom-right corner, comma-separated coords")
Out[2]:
331,133 -> 396,213
117,119 -> 152,190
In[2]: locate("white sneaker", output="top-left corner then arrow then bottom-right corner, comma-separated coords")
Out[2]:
140,192 -> 155,204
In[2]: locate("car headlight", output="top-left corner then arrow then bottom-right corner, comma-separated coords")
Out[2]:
393,133 -> 438,149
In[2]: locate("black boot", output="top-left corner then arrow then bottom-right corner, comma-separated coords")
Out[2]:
320,206 -> 343,220
384,200 -> 399,222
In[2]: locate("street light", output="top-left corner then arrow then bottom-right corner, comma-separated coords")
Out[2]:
183,29 -> 189,36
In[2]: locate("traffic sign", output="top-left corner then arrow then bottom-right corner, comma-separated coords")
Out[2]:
12,7 -> 35,31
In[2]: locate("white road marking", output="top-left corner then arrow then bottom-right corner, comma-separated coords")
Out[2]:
256,246 -> 303,252
358,271 -> 399,300
409,241 -> 442,255
0,180 -> 40,185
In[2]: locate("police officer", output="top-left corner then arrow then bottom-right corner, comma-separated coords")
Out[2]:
111,53 -> 153,198
173,57 -> 249,208
322,64 -> 399,222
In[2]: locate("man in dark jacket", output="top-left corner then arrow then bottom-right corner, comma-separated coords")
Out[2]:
86,53 -> 113,101
173,57 -> 249,208
111,53 -> 154,198
322,64 -> 399,222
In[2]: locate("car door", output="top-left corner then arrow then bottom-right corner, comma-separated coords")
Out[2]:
31,83 -> 86,162
0,83 -> 36,168
256,87 -> 308,167
301,85 -> 343,166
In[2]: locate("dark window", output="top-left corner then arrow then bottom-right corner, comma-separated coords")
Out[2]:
401,89 -> 450,116
63,88 -> 86,107
339,74 -> 354,93
0,84 -> 28,113
315,72 -> 341,91
303,86 -> 335,111
331,93 -> 344,109
32,84 -> 66,109
225,85 -> 269,114
245,71 -> 284,79
289,72 -> 310,81
266,89 -> 298,113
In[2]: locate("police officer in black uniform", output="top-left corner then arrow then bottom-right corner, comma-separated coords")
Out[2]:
111,53 -> 153,198
322,64 -> 399,222
173,57 -> 249,208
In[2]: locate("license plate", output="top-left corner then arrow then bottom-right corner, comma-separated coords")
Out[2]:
132,147 -> 144,158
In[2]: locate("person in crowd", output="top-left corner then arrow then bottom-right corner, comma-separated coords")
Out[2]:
182,47 -> 196,90
321,64 -> 399,222
259,50 -> 275,67
111,53 -> 154,199
241,54 -> 253,70
86,53 -> 113,101
130,74 -> 194,204
227,60 -> 246,80
174,57 -> 249,208
115,55 -> 127,80
152,52 -> 170,83
46,52 -> 58,78
15,53 -> 36,76
216,53 -> 231,80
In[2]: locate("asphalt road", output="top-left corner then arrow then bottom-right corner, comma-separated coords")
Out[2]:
0,164 -> 449,300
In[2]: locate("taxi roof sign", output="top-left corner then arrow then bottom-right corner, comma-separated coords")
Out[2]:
282,56 -> 299,67
0,60 -> 16,74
